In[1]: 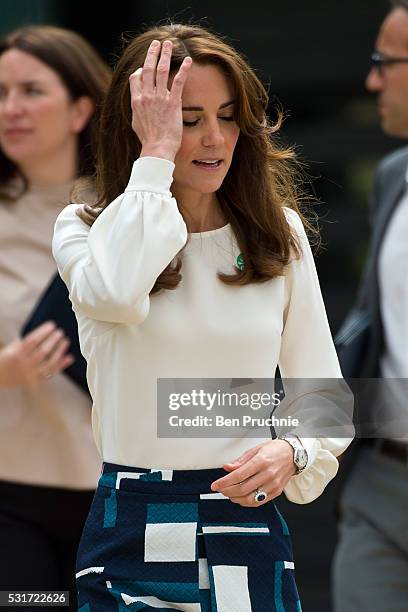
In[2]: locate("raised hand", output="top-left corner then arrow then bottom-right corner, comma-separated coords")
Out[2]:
0,321 -> 74,388
129,39 -> 192,162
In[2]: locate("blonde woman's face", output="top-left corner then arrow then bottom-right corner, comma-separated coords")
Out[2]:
172,63 -> 240,197
0,48 -> 83,166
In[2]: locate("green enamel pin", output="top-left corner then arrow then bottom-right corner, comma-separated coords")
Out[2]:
236,253 -> 245,270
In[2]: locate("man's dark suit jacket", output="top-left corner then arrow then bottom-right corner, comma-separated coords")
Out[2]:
334,146 -> 408,495
337,145 -> 408,377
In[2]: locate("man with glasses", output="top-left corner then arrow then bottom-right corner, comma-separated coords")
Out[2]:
333,2 -> 408,611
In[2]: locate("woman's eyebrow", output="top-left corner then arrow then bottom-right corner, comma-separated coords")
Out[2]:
182,99 -> 235,111
0,79 -> 42,87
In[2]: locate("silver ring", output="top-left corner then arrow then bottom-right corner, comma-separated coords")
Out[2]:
254,488 -> 267,503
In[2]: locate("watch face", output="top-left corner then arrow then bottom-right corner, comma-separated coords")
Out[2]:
295,448 -> 308,469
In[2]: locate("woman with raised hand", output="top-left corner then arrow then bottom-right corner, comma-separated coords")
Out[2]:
53,24 -> 351,611
0,25 -> 110,610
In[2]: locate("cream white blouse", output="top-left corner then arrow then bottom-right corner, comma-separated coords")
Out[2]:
53,156 -> 352,503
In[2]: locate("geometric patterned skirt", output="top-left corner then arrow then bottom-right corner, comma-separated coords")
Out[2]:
76,463 -> 302,611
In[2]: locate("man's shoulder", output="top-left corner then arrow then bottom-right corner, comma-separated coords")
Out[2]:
376,145 -> 408,178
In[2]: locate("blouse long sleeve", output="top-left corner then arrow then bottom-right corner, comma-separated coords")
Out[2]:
279,209 -> 354,504
52,157 -> 187,324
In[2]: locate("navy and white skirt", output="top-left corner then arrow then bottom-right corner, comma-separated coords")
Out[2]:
76,463 -> 302,611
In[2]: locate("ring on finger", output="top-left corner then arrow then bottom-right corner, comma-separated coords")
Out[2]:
39,366 -> 52,380
254,488 -> 268,503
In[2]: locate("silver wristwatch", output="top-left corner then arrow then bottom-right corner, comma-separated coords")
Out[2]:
279,435 -> 308,474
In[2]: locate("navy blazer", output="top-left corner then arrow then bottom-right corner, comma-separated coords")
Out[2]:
21,272 -> 89,396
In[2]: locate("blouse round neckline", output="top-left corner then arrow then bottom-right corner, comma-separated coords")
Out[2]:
28,180 -> 75,198
188,223 -> 231,239
2,175 -> 75,204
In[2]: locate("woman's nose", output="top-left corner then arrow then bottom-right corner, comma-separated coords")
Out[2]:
202,120 -> 225,147
0,91 -> 24,116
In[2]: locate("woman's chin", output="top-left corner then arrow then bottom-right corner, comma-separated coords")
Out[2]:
1,146 -> 35,166
190,176 -> 226,194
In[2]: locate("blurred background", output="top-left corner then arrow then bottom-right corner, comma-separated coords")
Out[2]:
1,0 -> 401,609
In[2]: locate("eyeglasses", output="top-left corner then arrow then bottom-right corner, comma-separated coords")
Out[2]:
370,51 -> 408,75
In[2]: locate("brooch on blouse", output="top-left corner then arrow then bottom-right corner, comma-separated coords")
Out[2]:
236,253 -> 245,270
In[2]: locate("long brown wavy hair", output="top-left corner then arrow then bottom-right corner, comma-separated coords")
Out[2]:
77,23 -> 316,292
0,25 -> 111,199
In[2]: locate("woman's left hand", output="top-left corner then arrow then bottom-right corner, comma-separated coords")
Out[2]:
210,439 -> 297,507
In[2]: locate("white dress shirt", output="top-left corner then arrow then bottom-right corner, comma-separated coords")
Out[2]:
379,167 -> 408,378
378,167 -> 408,439
52,156 -> 352,504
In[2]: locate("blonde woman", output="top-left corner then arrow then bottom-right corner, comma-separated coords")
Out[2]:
0,26 -> 110,610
